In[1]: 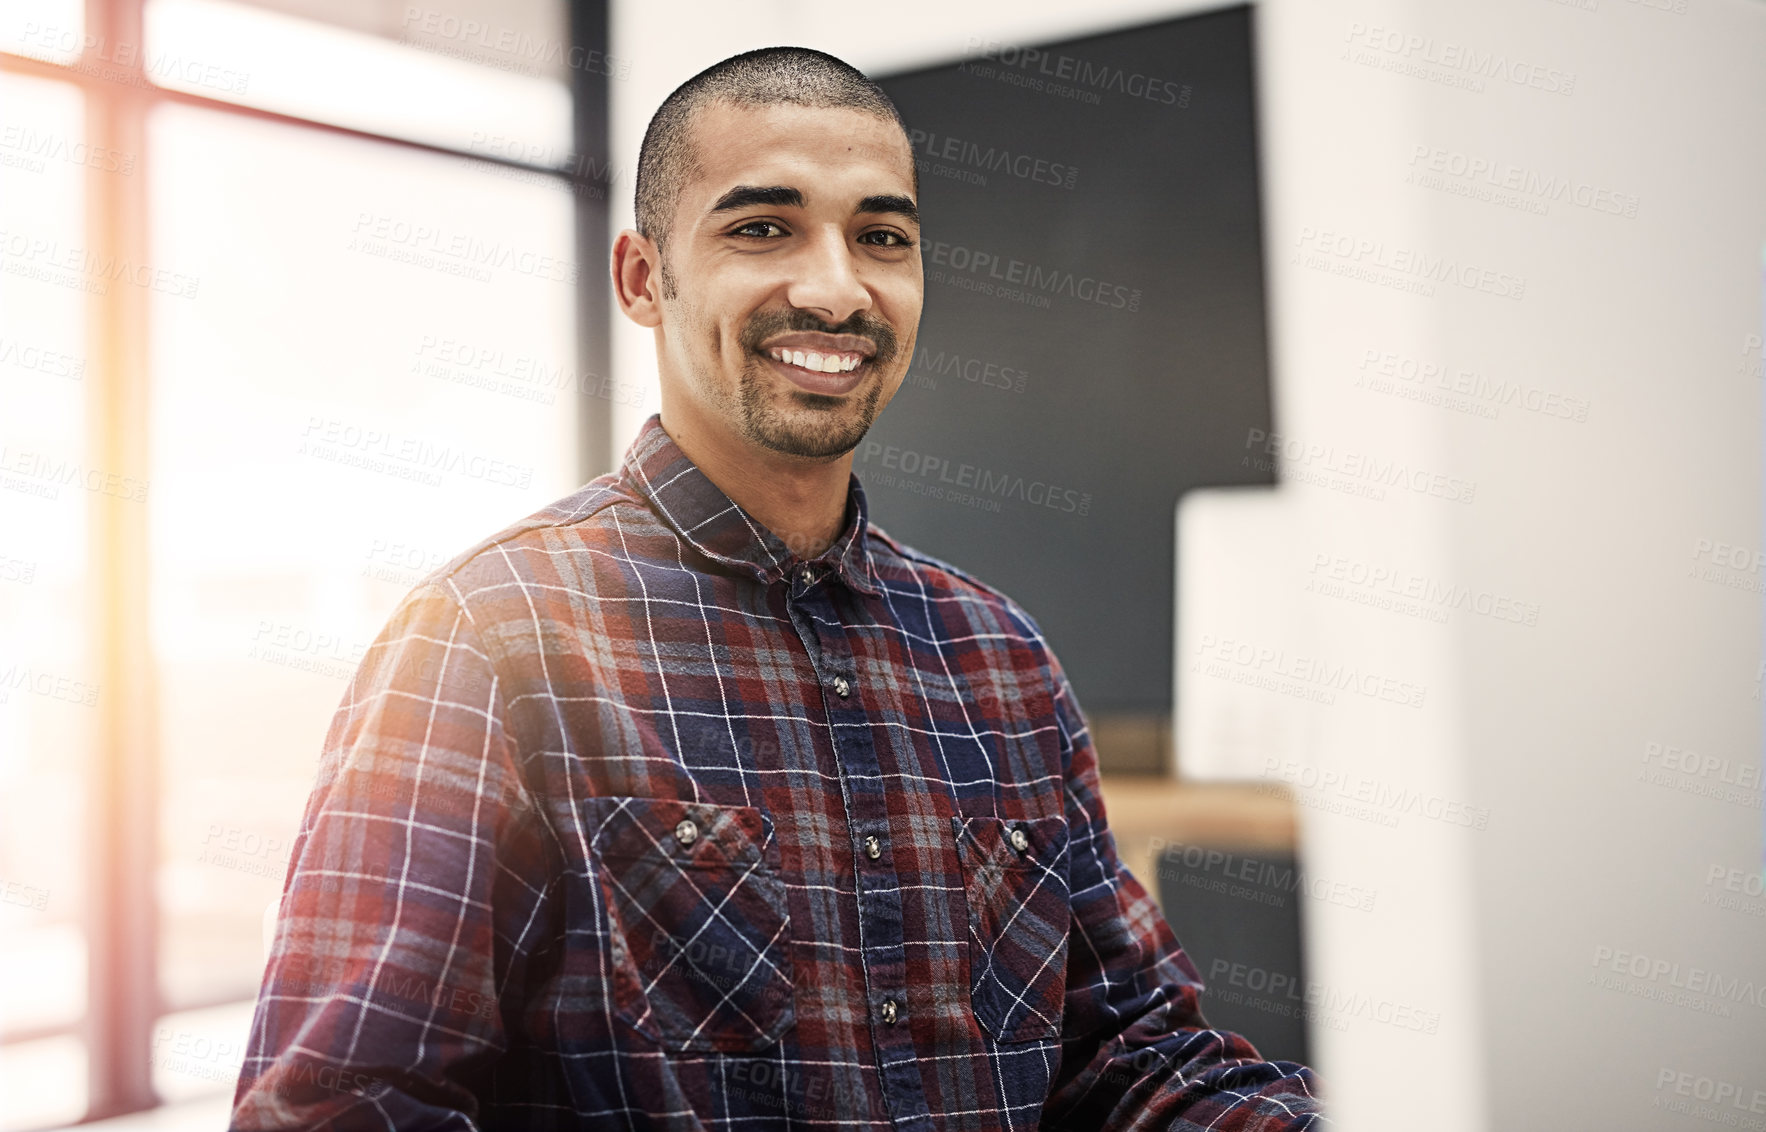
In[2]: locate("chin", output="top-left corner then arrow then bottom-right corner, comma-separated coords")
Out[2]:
752,399 -> 875,460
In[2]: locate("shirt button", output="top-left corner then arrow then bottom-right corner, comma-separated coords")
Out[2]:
833,675 -> 851,698
800,566 -> 815,584
674,819 -> 698,846
881,998 -> 899,1024
1009,826 -> 1030,853
863,834 -> 881,860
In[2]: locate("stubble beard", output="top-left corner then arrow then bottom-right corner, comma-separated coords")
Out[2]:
732,354 -> 886,460
728,304 -> 900,460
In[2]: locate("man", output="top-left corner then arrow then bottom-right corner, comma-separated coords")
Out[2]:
233,46 -> 1324,1130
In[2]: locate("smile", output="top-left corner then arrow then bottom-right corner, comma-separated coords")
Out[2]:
767,346 -> 865,374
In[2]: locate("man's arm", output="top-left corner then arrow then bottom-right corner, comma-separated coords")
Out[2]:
232,580 -> 557,1129
1038,646 -> 1325,1131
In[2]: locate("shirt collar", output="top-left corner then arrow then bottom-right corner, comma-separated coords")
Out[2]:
619,412 -> 883,597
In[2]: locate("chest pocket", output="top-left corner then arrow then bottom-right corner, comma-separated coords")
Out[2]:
952,813 -> 1072,1043
588,796 -> 796,1052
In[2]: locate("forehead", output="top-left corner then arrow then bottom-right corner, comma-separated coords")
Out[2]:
681,100 -> 915,213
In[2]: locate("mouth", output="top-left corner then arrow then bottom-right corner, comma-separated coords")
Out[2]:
758,343 -> 873,395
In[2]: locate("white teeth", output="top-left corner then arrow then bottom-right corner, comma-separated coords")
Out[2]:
770,347 -> 865,374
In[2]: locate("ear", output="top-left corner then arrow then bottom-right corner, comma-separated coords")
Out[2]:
611,229 -> 664,328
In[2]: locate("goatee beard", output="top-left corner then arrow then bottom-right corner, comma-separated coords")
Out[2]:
735,354 -> 884,459
733,308 -> 898,459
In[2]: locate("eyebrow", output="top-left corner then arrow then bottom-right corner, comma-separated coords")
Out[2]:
707,185 -> 920,225
708,185 -> 805,214
857,194 -> 920,225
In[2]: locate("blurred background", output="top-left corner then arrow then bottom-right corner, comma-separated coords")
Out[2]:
0,0 -> 1761,1128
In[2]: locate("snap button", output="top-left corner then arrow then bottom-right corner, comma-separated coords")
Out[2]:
1009,826 -> 1029,853
800,566 -> 815,584
674,819 -> 698,846
864,834 -> 881,860
833,675 -> 851,698
881,998 -> 899,1024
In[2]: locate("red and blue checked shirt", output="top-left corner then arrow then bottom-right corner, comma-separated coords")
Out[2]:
233,411 -> 1324,1130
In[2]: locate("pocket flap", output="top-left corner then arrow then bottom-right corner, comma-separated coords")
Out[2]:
588,796 -> 776,870
952,812 -> 1070,871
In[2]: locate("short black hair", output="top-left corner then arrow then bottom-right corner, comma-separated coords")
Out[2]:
634,46 -> 918,280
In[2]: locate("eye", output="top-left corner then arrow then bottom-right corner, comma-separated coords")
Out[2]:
730,219 -> 787,238
859,230 -> 914,248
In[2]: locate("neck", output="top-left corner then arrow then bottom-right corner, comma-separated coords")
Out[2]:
657,401 -> 853,562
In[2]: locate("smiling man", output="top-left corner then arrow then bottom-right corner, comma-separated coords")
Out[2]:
233,47 -> 1323,1131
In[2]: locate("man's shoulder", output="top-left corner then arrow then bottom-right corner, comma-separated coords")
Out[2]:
864,522 -> 1051,650
403,472 -> 658,604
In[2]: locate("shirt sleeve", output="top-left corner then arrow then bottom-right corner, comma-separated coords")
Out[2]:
1038,646 -> 1327,1131
231,580 -> 558,1129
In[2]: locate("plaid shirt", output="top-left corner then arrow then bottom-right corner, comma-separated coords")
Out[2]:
233,412 -> 1324,1131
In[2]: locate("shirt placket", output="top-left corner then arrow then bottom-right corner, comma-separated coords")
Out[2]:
786,561 -> 935,1132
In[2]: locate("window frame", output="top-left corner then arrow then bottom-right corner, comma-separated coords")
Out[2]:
0,0 -> 611,1119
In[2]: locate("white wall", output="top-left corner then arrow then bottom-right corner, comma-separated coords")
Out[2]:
612,1 -> 1766,1127
1212,0 -> 1766,1126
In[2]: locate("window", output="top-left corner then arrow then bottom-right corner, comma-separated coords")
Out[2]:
0,0 -> 604,1122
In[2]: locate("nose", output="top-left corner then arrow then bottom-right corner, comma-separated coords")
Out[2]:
785,224 -> 871,327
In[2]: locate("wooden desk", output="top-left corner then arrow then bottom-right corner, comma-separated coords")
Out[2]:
1095,776 -> 1297,912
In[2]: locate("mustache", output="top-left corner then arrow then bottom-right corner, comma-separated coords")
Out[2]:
738,308 -> 899,366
